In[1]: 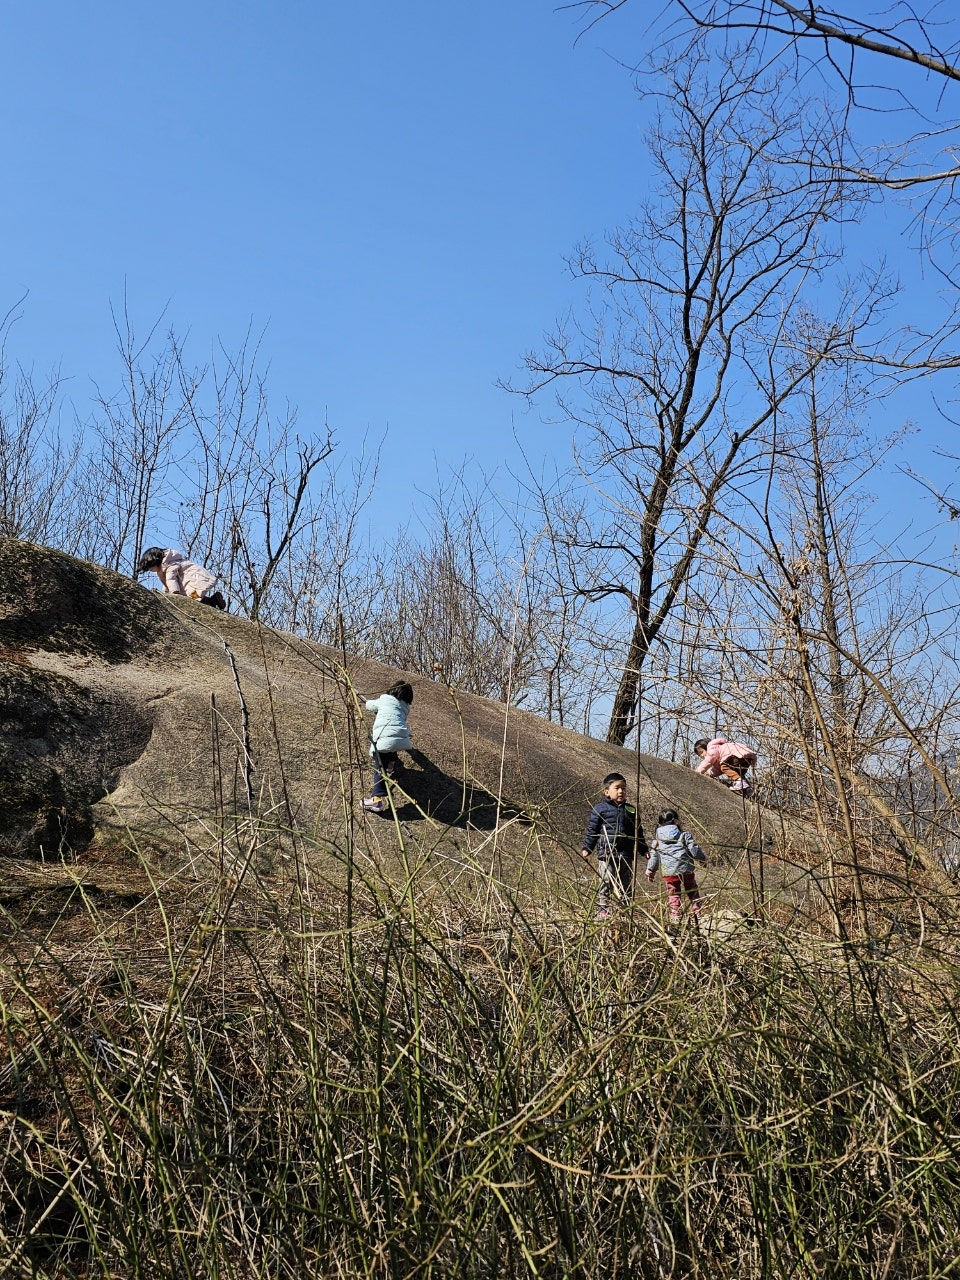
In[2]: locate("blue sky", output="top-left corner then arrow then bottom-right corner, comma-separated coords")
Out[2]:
1,0 -> 958,551
0,2 -> 648,499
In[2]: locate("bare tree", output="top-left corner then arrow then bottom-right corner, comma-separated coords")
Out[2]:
578,1 -> 960,81
516,46 -> 892,745
577,0 -> 960,264
170,325 -> 333,621
352,468 -> 558,705
0,306 -> 81,549
85,302 -> 200,574
648,335 -> 960,926
267,436 -> 385,646
70,307 -> 335,618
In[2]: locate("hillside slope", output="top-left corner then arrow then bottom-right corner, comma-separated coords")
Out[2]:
0,540 -> 776,914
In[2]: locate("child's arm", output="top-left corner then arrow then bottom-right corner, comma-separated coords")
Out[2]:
163,561 -> 185,595
684,832 -> 707,862
581,805 -> 602,860
645,846 -> 659,881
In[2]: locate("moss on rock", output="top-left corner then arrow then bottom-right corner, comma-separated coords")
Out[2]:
0,538 -> 169,663
0,660 -> 152,858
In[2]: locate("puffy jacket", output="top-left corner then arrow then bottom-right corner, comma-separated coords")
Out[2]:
365,694 -> 413,754
582,799 -> 647,859
695,737 -> 757,777
647,824 -> 706,877
157,550 -> 218,599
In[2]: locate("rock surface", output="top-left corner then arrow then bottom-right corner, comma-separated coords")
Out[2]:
0,540 -> 767,897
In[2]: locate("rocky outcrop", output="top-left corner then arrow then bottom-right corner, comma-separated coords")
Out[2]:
0,540 -> 764,883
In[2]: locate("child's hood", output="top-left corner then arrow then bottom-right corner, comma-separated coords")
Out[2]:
656,823 -> 682,841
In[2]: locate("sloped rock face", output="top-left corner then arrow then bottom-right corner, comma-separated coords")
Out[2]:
0,542 -> 167,857
0,661 -> 151,856
0,539 -> 169,662
0,540 -> 761,878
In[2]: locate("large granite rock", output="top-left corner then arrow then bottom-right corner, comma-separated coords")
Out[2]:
0,540 -> 765,886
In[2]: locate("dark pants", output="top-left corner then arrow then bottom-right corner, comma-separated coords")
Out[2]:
371,750 -> 399,798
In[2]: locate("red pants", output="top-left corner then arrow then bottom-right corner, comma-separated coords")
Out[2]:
663,872 -> 701,920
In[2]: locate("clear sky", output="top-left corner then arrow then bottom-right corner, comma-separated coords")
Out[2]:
1,0 -> 957,550
0,2 -> 651,500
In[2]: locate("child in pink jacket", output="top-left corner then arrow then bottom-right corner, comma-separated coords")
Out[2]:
136,547 -> 226,610
694,736 -> 756,797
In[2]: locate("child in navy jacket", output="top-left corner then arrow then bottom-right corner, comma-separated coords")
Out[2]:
581,773 -> 648,918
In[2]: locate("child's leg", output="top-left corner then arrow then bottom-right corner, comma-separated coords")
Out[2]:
371,751 -> 399,798
598,855 -> 632,910
615,854 -> 633,905
597,858 -> 613,911
663,875 -> 683,920
682,871 -> 702,914
720,760 -> 753,796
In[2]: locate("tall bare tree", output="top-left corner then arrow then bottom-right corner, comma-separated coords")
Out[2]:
171,325 -> 333,621
70,307 -> 335,618
517,46 -> 888,744
86,302 -> 199,574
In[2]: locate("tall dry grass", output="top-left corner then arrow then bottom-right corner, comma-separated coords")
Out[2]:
2,665 -> 960,1279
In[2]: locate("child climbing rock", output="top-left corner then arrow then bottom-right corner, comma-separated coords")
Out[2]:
362,681 -> 414,814
136,547 -> 226,610
693,736 -> 756,797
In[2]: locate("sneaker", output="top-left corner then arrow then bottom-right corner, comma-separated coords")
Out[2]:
362,796 -> 388,814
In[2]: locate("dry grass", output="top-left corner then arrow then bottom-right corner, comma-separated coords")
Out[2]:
2,783 -> 960,1280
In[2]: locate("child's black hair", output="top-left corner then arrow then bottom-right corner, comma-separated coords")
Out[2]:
136,546 -> 165,573
602,772 -> 626,788
693,738 -> 710,754
384,681 -> 413,705
658,808 -> 679,825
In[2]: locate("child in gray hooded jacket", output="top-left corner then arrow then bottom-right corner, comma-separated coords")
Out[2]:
646,809 -> 706,923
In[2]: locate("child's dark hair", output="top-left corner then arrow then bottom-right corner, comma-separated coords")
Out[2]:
603,772 -> 626,788
658,808 -> 679,825
385,681 -> 413,704
136,546 -> 165,573
693,738 -> 710,754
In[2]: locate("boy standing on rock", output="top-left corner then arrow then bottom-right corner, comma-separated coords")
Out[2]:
580,772 -> 648,919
